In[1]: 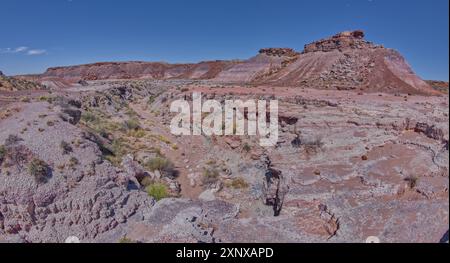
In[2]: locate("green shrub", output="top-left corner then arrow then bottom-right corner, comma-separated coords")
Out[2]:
146,183 -> 169,201
123,119 -> 141,131
28,158 -> 50,184
144,157 -> 175,177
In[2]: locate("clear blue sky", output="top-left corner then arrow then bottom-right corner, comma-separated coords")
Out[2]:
0,0 -> 448,80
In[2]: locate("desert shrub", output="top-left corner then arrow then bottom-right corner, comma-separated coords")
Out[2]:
128,129 -> 146,138
205,160 -> 216,165
291,136 -> 301,148
124,107 -> 138,118
123,119 -> 141,131
60,141 -> 73,154
68,157 -> 79,168
82,111 -> 122,138
158,135 -> 171,145
146,183 -> 169,201
230,177 -> 249,189
242,143 -> 251,152
81,112 -> 98,123
144,157 -> 175,178
0,145 -> 6,164
103,138 -> 130,166
38,96 -> 53,103
28,158 -> 50,184
202,168 -> 219,185
147,94 -> 161,105
404,176 -> 419,189
20,97 -> 30,103
140,177 -> 154,188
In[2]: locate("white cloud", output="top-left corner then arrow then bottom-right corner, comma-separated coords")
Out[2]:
27,49 -> 47,56
14,46 -> 29,52
0,46 -> 29,54
0,46 -> 47,55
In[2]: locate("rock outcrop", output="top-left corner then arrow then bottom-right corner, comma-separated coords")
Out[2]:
259,48 -> 299,57
303,30 -> 377,53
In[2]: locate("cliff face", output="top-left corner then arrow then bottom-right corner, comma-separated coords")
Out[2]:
27,31 -> 438,95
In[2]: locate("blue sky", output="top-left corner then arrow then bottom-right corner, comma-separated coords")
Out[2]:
0,0 -> 448,80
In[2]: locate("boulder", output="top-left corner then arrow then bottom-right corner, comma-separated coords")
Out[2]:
121,154 -> 147,183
